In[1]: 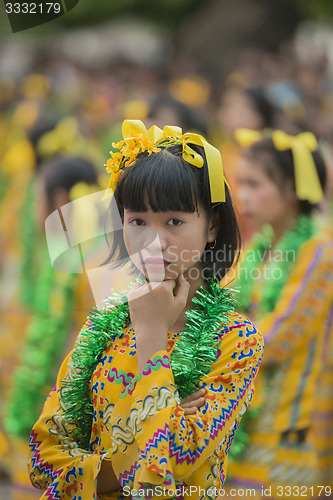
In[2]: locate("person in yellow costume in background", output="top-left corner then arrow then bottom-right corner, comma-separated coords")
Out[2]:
216,85 -> 278,243
27,120 -> 264,499
0,109 -> 43,474
2,155 -> 100,499
0,115 -> 102,393
225,129 -> 333,498
310,133 -> 333,492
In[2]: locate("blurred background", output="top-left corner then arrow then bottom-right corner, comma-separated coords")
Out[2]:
1,0 -> 333,498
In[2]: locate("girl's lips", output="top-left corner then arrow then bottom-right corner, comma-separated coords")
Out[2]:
143,257 -> 169,270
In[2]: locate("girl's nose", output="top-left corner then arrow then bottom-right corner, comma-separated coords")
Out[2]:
137,226 -> 167,252
237,188 -> 249,207
148,231 -> 167,252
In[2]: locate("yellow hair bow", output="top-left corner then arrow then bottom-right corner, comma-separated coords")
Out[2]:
37,117 -> 85,159
234,128 -> 262,148
105,119 -> 226,203
235,128 -> 324,204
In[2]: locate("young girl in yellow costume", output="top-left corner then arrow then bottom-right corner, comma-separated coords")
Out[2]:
27,120 -> 264,499
227,129 -> 333,498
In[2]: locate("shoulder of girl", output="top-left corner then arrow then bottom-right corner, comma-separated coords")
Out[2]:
298,232 -> 333,265
218,311 -> 262,341
214,313 -> 264,366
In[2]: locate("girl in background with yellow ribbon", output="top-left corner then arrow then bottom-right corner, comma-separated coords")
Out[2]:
226,129 -> 333,498
27,119 -> 264,499
2,155 -> 100,500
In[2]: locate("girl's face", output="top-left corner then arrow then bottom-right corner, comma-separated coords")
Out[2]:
218,90 -> 264,135
123,205 -> 215,283
236,155 -> 297,229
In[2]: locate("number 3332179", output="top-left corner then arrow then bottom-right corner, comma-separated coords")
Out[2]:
5,3 -> 61,14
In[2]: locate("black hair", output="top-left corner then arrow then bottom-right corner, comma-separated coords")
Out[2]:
244,88 -> 276,129
148,94 -> 208,136
105,144 -> 241,281
243,137 -> 327,215
28,119 -> 58,168
40,155 -> 97,204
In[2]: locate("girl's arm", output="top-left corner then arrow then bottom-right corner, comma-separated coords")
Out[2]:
255,236 -> 333,366
96,389 -> 206,493
109,314 -> 263,493
28,349 -> 121,498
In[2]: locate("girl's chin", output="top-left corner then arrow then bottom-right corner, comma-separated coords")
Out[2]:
142,269 -> 180,282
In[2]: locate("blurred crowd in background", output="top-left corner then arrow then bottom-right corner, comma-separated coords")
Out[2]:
0,2 -> 333,498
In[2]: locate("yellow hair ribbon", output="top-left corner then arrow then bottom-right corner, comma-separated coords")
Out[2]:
159,124 -> 227,202
105,119 -> 226,203
271,130 -> 323,204
234,128 -> 262,148
37,117 -> 84,159
234,128 -> 324,204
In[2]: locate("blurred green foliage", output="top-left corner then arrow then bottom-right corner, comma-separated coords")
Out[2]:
295,0 -> 333,20
53,0 -> 204,29
0,0 -> 332,36
60,0 -> 333,28
0,0 -> 204,34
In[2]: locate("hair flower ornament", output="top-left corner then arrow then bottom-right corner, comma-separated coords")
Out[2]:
105,119 -> 227,203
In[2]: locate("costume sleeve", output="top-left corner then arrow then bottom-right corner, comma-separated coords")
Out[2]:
109,316 -> 263,493
255,237 -> 333,366
28,349 -> 109,500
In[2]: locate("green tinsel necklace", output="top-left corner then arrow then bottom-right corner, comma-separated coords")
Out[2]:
236,214 -> 316,316
61,278 -> 236,450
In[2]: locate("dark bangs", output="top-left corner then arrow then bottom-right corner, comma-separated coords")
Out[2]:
115,145 -> 208,216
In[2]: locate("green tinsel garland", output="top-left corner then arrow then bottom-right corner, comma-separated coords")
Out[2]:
5,243 -> 78,439
236,215 -> 316,315
61,278 -> 236,450
227,214 -> 316,463
19,179 -> 40,310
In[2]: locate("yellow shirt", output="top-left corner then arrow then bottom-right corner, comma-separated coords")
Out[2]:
28,312 -> 263,499
253,234 -> 333,432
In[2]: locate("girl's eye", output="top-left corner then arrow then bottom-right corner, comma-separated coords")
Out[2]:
128,218 -> 145,226
167,218 -> 183,226
248,180 -> 260,188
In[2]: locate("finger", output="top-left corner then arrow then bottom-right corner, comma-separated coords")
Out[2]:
190,397 -> 206,408
180,388 -> 206,404
180,397 -> 205,409
160,279 -> 177,292
174,274 -> 190,303
184,407 -> 198,415
180,402 -> 195,409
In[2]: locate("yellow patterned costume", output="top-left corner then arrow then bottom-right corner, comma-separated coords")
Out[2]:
28,312 -> 263,499
228,233 -> 333,497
